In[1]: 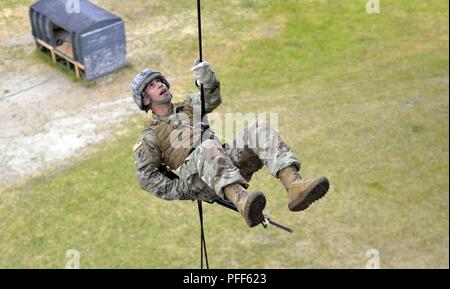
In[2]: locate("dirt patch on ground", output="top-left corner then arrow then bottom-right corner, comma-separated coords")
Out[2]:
0,67 -> 138,188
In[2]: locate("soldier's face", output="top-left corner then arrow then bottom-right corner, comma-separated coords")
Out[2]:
144,78 -> 169,104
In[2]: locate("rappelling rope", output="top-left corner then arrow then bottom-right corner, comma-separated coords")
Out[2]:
196,0 -> 210,270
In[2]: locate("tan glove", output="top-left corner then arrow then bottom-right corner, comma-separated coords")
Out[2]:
191,59 -> 216,88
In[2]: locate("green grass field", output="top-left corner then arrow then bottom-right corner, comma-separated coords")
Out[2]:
0,0 -> 448,268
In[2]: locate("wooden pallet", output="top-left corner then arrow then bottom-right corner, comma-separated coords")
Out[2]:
36,38 -> 85,79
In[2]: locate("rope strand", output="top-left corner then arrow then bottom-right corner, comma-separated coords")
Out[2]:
196,0 -> 209,269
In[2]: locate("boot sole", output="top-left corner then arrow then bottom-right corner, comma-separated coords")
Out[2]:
289,177 -> 329,212
244,191 -> 266,227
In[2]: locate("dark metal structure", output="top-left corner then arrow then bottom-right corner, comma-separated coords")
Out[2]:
29,0 -> 126,80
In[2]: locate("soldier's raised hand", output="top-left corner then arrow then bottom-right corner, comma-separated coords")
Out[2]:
191,59 -> 216,88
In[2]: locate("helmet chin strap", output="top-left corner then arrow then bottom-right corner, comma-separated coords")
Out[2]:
151,92 -> 173,106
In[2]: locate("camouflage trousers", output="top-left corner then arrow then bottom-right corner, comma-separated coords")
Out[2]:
175,120 -> 301,201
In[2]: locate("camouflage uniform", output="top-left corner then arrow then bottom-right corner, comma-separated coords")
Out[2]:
134,77 -> 300,202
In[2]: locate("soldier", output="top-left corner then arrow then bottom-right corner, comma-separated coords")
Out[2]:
131,60 -> 330,228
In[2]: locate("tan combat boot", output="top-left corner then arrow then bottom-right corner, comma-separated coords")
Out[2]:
277,165 -> 329,212
224,183 -> 266,228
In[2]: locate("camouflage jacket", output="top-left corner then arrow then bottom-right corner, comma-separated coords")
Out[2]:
133,78 -> 222,200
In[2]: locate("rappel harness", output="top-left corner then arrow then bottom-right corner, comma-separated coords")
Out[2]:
163,0 -> 294,269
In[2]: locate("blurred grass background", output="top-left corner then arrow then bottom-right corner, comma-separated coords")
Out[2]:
0,0 -> 448,268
